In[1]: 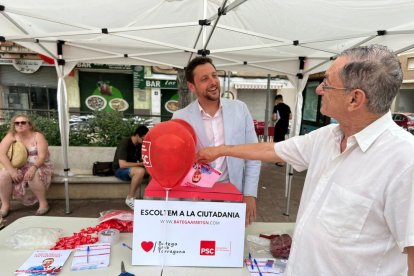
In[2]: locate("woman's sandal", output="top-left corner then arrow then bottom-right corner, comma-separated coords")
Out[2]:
35,206 -> 50,216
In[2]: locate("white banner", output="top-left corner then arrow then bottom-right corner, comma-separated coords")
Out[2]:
132,200 -> 246,267
12,59 -> 42,74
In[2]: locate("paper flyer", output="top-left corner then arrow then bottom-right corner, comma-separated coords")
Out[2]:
15,250 -> 72,275
245,257 -> 287,275
70,243 -> 110,271
181,162 -> 221,188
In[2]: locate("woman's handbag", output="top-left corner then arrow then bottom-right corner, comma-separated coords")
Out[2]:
0,141 -> 28,169
92,161 -> 114,176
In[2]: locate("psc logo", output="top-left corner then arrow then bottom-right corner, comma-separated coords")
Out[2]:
200,240 -> 216,256
141,141 -> 152,167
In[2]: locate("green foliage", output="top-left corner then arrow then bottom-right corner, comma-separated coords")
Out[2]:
0,123 -> 9,141
0,115 -> 61,144
86,111 -> 137,146
32,115 -> 61,146
0,111 -> 148,147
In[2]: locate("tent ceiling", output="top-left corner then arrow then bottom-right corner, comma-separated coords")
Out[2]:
2,0 -> 414,78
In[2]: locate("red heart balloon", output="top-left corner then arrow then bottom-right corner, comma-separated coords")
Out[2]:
142,121 -> 195,189
169,119 -> 197,146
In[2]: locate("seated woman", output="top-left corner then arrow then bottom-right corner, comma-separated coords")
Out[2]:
0,114 -> 53,217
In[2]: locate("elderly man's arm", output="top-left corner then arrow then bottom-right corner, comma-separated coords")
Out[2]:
197,143 -> 283,164
197,142 -> 282,226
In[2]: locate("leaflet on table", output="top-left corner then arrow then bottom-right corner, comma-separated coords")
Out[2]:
70,243 -> 111,271
245,257 -> 287,275
15,249 -> 72,275
180,162 -> 221,188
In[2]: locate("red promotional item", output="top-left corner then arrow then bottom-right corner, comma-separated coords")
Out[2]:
50,210 -> 133,250
144,179 -> 243,202
170,119 -> 197,146
142,121 -> 196,190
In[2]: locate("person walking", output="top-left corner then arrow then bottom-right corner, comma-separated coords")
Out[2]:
172,56 -> 261,225
272,94 -> 292,166
196,45 -> 414,275
272,94 -> 292,142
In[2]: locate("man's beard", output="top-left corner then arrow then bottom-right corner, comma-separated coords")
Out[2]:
205,89 -> 220,101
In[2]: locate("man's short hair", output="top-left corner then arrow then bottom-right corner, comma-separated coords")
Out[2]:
185,56 -> 216,84
339,44 -> 402,114
134,125 -> 149,137
275,95 -> 283,101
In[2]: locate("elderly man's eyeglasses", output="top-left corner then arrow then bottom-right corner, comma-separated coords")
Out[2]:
320,83 -> 349,91
320,78 -> 350,92
14,121 -> 28,126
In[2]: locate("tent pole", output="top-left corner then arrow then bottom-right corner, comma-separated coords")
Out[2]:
264,75 -> 271,141
56,73 -> 70,214
227,70 -> 231,93
283,164 -> 294,216
56,40 -> 71,214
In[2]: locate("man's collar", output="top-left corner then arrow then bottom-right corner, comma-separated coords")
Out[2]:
331,111 -> 393,152
353,111 -> 394,152
197,100 -> 222,115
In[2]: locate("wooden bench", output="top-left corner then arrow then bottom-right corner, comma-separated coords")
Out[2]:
47,146 -> 147,199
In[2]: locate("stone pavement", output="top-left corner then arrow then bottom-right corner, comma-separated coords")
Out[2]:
0,162 -> 305,229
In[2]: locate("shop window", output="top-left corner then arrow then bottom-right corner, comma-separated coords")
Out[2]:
7,86 -> 57,117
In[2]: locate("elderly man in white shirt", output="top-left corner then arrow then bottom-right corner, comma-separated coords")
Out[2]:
197,44 -> 414,275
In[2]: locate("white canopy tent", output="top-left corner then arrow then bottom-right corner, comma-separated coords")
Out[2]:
2,0 -> 414,213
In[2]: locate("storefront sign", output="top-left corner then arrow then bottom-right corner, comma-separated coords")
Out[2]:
76,63 -> 133,70
132,200 -> 246,267
0,59 -> 13,65
145,79 -> 177,89
12,59 -> 42,74
133,65 -> 145,89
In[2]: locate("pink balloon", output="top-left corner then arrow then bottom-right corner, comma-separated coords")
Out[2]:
142,121 -> 195,189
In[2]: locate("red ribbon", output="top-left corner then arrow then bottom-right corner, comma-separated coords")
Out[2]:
50,219 -> 133,250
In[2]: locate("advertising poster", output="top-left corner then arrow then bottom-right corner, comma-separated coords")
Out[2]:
161,90 -> 178,121
79,72 -> 133,113
132,200 -> 246,267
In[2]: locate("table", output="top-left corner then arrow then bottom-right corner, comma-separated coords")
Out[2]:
0,216 -> 294,275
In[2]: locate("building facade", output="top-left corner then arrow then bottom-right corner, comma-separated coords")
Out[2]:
2,42 -> 411,127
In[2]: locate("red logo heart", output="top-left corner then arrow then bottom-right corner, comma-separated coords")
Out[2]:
141,241 -> 154,252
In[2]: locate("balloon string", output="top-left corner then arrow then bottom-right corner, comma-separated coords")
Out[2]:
161,189 -> 169,272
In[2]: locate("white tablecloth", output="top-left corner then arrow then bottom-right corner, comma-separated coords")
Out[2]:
0,216 -> 294,275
